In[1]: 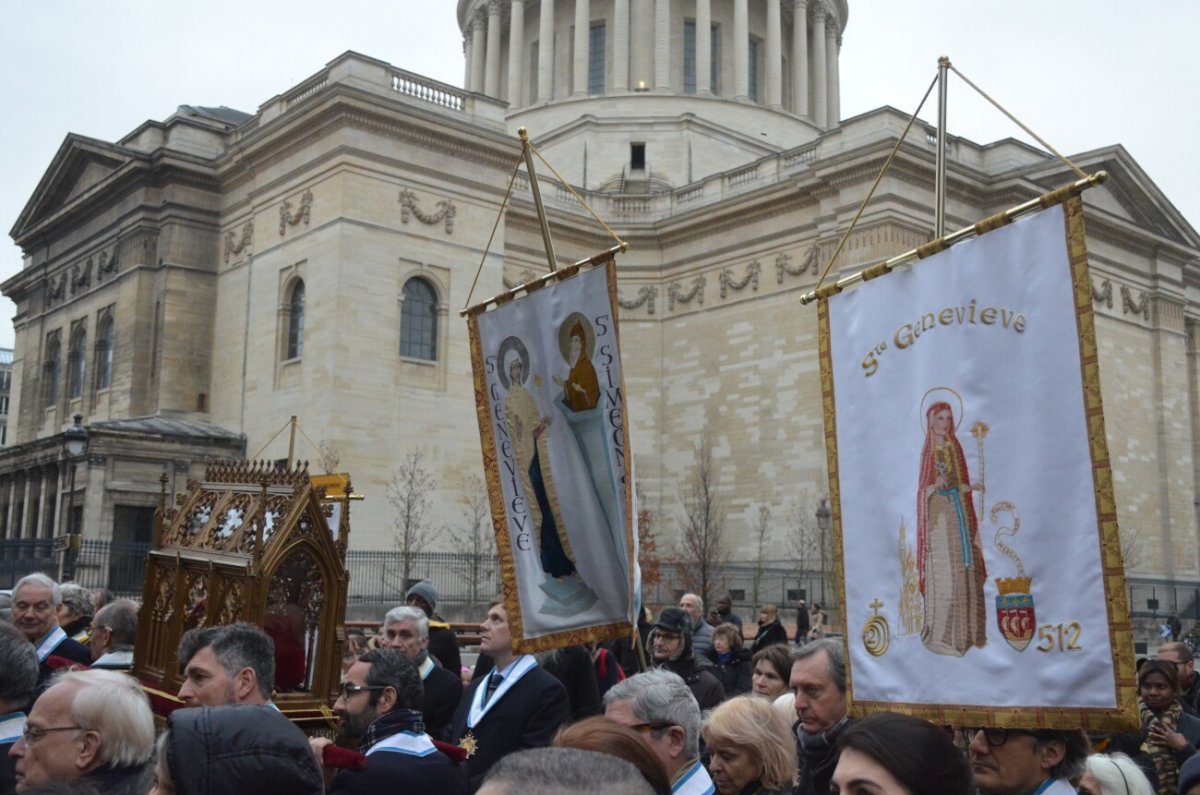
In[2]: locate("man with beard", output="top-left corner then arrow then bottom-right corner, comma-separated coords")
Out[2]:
176,624 -> 274,707
789,639 -> 850,795
650,608 -> 724,711
313,648 -> 467,794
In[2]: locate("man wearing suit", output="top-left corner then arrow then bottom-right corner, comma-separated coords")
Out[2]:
450,600 -> 569,792
382,605 -> 462,740
12,574 -> 92,691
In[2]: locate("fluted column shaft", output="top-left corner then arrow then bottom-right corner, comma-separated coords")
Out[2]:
792,0 -> 809,116
811,4 -> 827,126
733,0 -> 749,100
37,468 -> 51,539
470,15 -> 488,93
485,1 -> 503,97
613,0 -> 630,91
696,0 -> 711,94
538,0 -> 555,102
20,472 -> 32,539
464,26 -> 477,91
766,0 -> 782,106
827,22 -> 840,126
508,0 -> 525,104
654,0 -> 670,90
574,0 -> 590,95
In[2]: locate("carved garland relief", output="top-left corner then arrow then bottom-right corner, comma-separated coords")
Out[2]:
280,190 -> 313,236
399,188 -> 456,234
1090,277 -> 1151,321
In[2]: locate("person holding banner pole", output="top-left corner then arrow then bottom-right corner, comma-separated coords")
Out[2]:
449,600 -> 569,791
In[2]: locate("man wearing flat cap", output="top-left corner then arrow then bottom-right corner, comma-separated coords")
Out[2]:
649,607 -> 724,710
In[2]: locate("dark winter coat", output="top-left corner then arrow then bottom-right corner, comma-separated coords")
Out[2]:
705,647 -> 753,697
164,704 -> 324,795
329,708 -> 468,795
750,620 -> 789,654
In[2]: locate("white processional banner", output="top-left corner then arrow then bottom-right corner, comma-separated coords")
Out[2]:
821,196 -> 1136,729
468,257 -> 638,652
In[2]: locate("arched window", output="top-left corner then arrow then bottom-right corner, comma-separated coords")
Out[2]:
287,280 -> 305,359
95,316 -> 114,390
43,337 -> 60,407
68,327 -> 87,400
400,278 -> 438,361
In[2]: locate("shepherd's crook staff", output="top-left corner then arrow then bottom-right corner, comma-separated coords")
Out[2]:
970,421 -> 989,517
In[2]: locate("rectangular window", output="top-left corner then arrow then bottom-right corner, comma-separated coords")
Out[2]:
631,143 -> 646,171
748,39 -> 760,102
711,25 -> 719,93
0,396 -> 9,414
588,24 -> 606,95
684,21 -> 697,94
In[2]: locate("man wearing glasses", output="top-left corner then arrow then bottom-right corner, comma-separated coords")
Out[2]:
311,648 -> 467,794
11,574 -> 91,690
88,600 -> 137,671
1159,642 -> 1200,715
603,669 -> 715,795
967,726 -> 1089,795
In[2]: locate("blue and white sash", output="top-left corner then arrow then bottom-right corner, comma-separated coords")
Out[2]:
0,712 -> 26,745
34,627 -> 68,663
672,758 -> 716,795
418,656 -> 436,681
367,730 -> 438,758
466,655 -> 537,729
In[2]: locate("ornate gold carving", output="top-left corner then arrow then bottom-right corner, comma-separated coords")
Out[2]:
398,188 -> 456,234
777,245 -> 820,283
668,276 -> 705,311
279,190 -> 313,235
720,260 -> 760,299
224,221 -> 254,262
618,286 -> 658,315
217,582 -> 243,626
897,518 -> 922,636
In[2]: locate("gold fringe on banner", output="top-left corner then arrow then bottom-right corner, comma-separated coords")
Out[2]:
459,247 -> 622,318
800,171 -> 1108,305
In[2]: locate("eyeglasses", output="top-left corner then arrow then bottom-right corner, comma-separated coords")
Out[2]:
339,683 -> 386,700
974,728 -> 1036,747
22,725 -> 81,745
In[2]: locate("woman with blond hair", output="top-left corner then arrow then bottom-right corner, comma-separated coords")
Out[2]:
702,696 -> 796,795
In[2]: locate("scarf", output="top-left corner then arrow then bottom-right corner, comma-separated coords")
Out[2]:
717,650 -> 734,665
1139,698 -> 1183,794
797,715 -> 849,772
358,708 -> 425,754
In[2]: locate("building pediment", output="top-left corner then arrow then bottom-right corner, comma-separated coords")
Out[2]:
9,134 -> 143,244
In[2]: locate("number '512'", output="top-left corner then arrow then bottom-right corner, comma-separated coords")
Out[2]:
1035,622 -> 1082,652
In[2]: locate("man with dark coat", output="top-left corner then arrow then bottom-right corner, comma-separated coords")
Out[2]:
0,621 -> 38,793
789,639 -> 851,795
449,600 -> 569,791
1160,642 -> 1200,715
714,594 -> 743,634
382,605 -> 462,740
794,600 -> 811,645
312,648 -> 467,794
406,581 -> 463,675
12,574 -> 92,691
649,608 -> 724,711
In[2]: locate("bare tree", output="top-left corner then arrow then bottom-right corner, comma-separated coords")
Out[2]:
672,436 -> 731,610
388,450 -> 437,591
788,497 -> 820,591
636,484 -> 663,592
447,476 -> 497,605
1119,524 -> 1144,572
751,505 -> 772,613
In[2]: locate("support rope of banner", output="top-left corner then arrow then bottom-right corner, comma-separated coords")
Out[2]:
462,150 -> 527,312
810,73 -> 939,298
799,171 -> 1108,304
528,144 -> 628,255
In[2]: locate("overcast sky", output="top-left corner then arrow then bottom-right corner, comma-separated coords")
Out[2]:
2,1 -> 1195,350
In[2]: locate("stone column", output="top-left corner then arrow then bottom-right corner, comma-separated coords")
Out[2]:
766,0 -> 782,107
811,2 -> 827,127
630,0 -> 653,90
696,0 -> 711,95
20,471 -> 32,539
538,0 -> 555,102
828,23 -> 841,127
508,0 -> 525,105
470,14 -> 488,93
733,0 -> 749,100
654,0 -> 670,91
791,0 -> 808,116
613,0 -> 629,91
485,1 -> 503,97
464,27 -> 476,91
826,17 -> 839,127
573,0 -> 590,95
37,467 -> 52,539
3,475 -> 14,539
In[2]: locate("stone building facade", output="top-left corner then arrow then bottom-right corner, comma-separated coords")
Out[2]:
3,2 -> 1198,637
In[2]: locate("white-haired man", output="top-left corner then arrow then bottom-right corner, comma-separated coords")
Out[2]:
12,574 -> 91,690
678,593 -> 714,659
382,605 -> 462,740
8,668 -> 155,793
604,669 -> 715,795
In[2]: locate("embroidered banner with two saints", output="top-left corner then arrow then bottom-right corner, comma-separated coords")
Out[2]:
468,257 -> 638,652
821,195 -> 1137,729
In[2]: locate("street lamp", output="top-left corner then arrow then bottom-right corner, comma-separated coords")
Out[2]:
59,413 -> 89,581
815,498 -> 831,605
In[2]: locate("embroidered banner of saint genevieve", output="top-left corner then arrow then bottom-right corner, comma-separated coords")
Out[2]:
820,196 -> 1136,729
468,258 -> 638,652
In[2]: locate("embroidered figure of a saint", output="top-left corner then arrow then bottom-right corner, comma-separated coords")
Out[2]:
917,400 -> 987,656
553,319 -> 600,411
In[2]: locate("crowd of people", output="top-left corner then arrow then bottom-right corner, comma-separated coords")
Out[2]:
0,574 -> 1198,795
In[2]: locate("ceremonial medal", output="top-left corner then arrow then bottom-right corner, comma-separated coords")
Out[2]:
460,730 -> 478,758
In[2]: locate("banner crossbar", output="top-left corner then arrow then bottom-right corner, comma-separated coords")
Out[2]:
799,171 -> 1108,305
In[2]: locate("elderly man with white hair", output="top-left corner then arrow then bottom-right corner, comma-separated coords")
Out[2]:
11,574 -> 91,690
381,605 -> 462,740
8,668 -> 155,793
